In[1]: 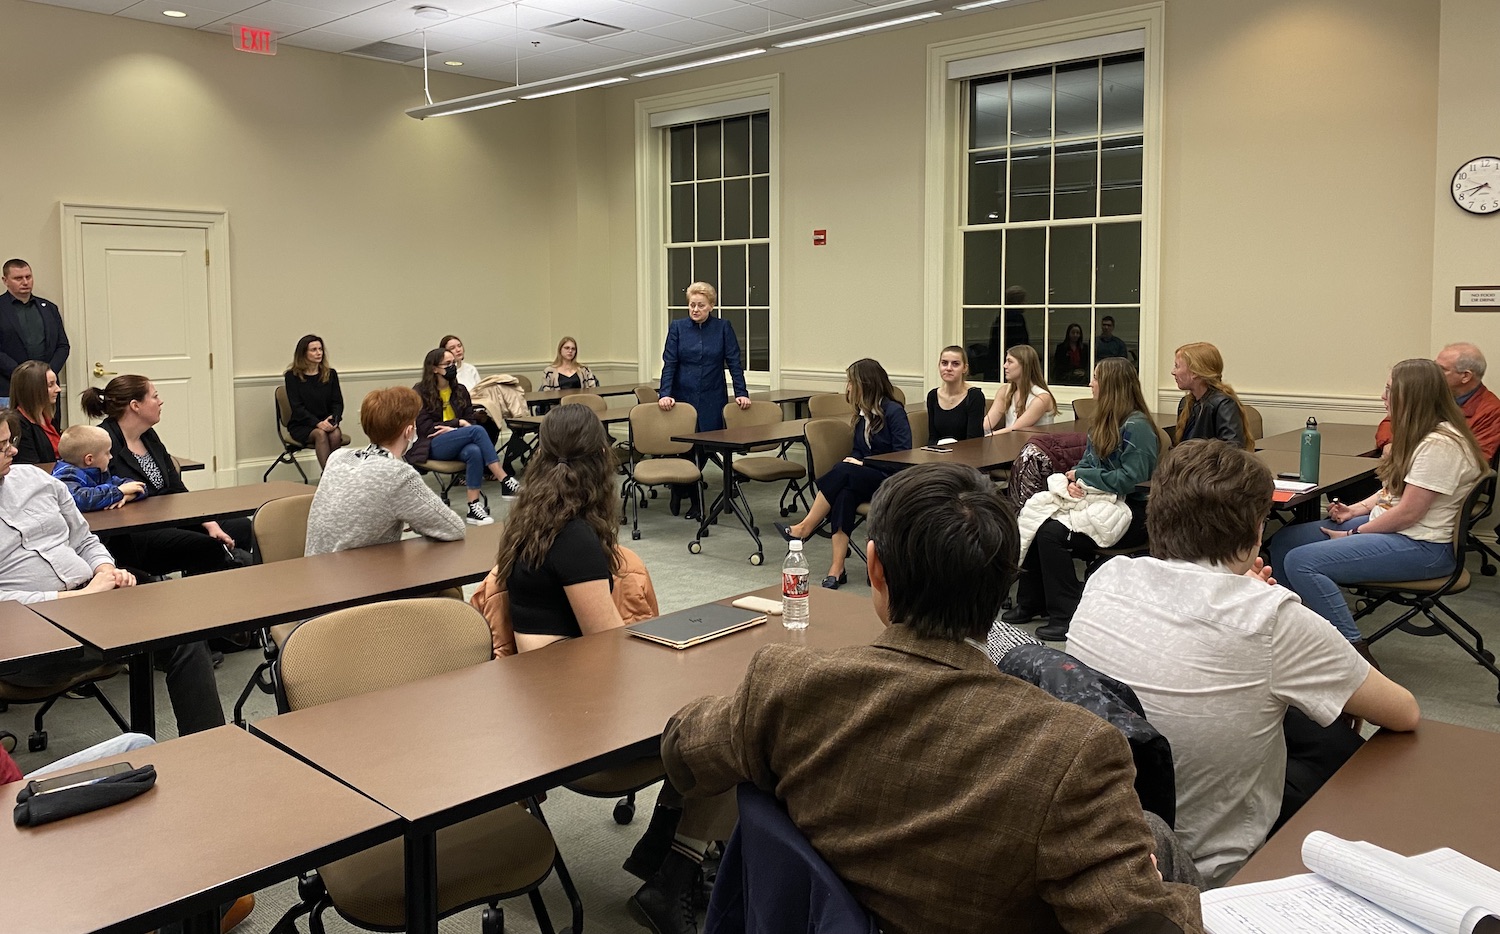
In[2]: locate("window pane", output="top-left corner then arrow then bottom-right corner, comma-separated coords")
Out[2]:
1010,307 -> 1045,366
695,122 -> 722,180
696,181 -> 722,241
970,78 -> 1008,150
1101,52 -> 1145,135
668,248 -> 693,300
962,307 -> 1001,381
1049,224 -> 1091,304
963,230 -> 1003,306
1100,136 -> 1143,216
669,126 -> 694,183
750,112 -> 770,174
723,115 -> 751,177
721,308 -> 749,368
693,246 -> 718,292
1047,309 -> 1093,386
1053,140 -> 1098,219
723,178 -> 751,240
1010,68 -> 1052,144
748,309 -> 770,371
1009,145 -> 1050,222
1005,227 -> 1045,303
670,184 -> 694,243
669,307 -> 690,323
1096,308 -> 1139,364
748,243 -> 769,306
968,151 -> 1006,225
751,176 -> 769,238
719,244 -> 747,305
1096,221 -> 1141,303
1054,60 -> 1099,139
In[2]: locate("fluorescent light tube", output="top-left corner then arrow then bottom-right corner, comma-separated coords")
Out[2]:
632,48 -> 766,78
521,76 -> 629,99
773,11 -> 940,48
953,0 -> 1016,10
420,98 -> 516,117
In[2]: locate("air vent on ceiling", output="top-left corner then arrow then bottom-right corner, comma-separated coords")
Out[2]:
539,18 -> 623,41
347,41 -> 428,63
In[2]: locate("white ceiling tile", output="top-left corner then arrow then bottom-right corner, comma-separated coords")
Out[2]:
308,0 -> 429,39
383,28 -> 471,50
25,0 -> 140,14
632,0 -> 740,17
694,4 -> 793,32
514,0 -> 631,18
115,0 -> 240,28
274,27 -> 371,49
589,28 -> 685,54
468,2 -> 565,29
641,17 -> 736,42
277,0 -> 388,13
420,14 -> 520,40
537,42 -> 634,66
564,2 -> 675,30
752,0 -> 863,17
139,0 -> 264,14
221,0 -> 342,28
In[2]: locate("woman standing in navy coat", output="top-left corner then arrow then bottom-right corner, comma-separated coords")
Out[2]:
658,281 -> 750,517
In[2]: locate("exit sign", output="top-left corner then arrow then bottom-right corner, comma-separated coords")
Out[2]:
232,25 -> 276,54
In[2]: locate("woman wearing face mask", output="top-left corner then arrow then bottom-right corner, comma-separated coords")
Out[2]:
408,347 -> 518,526
305,387 -> 466,555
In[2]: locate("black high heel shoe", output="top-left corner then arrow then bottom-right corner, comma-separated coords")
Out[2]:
821,571 -> 848,590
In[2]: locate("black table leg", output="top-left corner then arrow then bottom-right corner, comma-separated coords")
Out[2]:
128,654 -> 157,738
691,448 -> 764,562
405,829 -> 439,934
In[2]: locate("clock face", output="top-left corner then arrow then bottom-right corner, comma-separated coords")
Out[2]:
1452,157 -> 1500,214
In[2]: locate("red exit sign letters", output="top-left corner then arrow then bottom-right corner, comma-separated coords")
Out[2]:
233,25 -> 276,55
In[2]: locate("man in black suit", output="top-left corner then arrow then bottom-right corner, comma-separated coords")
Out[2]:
1,259 -> 70,405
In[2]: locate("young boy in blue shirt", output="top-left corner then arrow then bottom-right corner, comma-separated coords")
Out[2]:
51,425 -> 148,511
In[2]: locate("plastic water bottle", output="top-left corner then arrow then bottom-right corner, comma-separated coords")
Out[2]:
1300,417 -> 1321,483
782,540 -> 810,630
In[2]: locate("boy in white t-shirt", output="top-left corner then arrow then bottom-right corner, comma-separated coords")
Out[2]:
1067,440 -> 1421,887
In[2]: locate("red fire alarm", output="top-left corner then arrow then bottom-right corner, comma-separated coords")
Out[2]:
813,229 -> 827,246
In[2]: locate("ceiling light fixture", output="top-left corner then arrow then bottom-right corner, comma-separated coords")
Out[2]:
520,76 -> 629,99
632,48 -> 766,78
444,60 -> 463,66
773,11 -> 940,48
162,9 -> 188,16
416,98 -> 516,118
953,0 -> 1015,9
412,5 -> 448,20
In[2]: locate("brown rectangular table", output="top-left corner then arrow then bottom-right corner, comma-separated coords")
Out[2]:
173,456 -> 206,472
31,522 -> 504,734
868,430 -> 1032,472
1256,449 -> 1377,520
0,601 -> 81,676
252,585 -> 883,934
750,389 -> 820,418
84,480 -> 309,535
523,382 -> 649,409
0,726 -> 398,934
1257,422 -> 1381,458
1230,720 -> 1500,885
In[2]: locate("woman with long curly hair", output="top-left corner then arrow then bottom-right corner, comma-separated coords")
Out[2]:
405,346 -> 516,525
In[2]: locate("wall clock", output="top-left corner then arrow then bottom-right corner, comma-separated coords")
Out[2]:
1452,156 -> 1500,214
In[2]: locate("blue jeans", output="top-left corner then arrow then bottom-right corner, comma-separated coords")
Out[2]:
428,425 -> 499,489
1268,516 -> 1454,641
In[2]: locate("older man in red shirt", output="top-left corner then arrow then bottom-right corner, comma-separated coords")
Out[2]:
1375,342 -> 1500,462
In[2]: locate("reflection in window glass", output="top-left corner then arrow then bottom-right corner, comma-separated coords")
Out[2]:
971,79 -> 1008,149
968,152 -> 1006,224
1008,145 -> 1051,222
1101,53 -> 1145,135
670,185 -> 694,243
1053,140 -> 1098,219
1005,227 -> 1045,302
723,116 -> 751,178
1048,309 -> 1093,387
720,244 -> 747,306
696,122 -> 721,180
1053,60 -> 1099,139
1049,225 -> 1092,305
1010,68 -> 1052,143
1101,137 -> 1143,216
1095,308 -> 1140,364
696,181 -> 722,242
964,231 -> 1003,306
723,178 -> 751,240
1096,222 -> 1141,304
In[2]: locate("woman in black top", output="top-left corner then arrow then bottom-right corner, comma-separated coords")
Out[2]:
1052,322 -> 1090,386
925,345 -> 986,445
283,334 -> 346,469
82,375 -> 252,576
494,403 -> 621,651
1171,342 -> 1253,449
10,360 -> 60,463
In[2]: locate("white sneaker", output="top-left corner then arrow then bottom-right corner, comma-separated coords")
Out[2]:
500,476 -> 521,498
466,500 -> 494,525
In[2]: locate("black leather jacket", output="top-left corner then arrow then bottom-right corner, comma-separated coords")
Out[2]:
1176,388 -> 1245,448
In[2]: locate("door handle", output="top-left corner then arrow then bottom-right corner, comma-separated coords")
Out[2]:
93,362 -> 118,378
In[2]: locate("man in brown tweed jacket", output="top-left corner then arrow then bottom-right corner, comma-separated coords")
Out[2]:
662,464 -> 1203,934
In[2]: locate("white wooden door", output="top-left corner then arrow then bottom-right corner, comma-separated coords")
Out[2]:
79,224 -> 215,489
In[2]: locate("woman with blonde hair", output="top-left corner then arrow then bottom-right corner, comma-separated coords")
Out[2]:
542,336 -> 600,390
776,358 -> 911,589
1172,342 -> 1253,449
1006,357 -> 1159,640
982,344 -> 1058,435
1270,359 -> 1485,652
10,359 -> 61,463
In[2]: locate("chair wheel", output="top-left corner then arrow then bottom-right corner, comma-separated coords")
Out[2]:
613,799 -> 636,824
650,489 -> 658,499
1484,565 -> 1497,577
1483,649 -> 1496,663
749,553 -> 763,565
780,508 -> 790,517
632,530 -> 641,540
688,541 -> 702,554
481,906 -> 503,934
28,731 -> 48,753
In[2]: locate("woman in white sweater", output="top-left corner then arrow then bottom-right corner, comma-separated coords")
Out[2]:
305,386 -> 465,556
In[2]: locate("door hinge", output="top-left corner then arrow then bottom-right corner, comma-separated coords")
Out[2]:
204,249 -> 210,266
209,352 -> 214,369
213,456 -> 218,471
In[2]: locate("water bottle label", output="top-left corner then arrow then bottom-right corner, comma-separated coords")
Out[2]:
783,571 -> 809,599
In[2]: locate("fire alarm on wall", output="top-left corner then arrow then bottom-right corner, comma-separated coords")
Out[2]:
813,229 -> 827,246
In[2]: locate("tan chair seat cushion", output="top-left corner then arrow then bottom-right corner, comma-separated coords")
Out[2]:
633,460 -> 701,485
1352,568 -> 1470,595
855,502 -> 870,517
269,622 -> 301,649
419,460 -> 467,475
318,803 -> 556,927
566,757 -> 667,795
0,663 -> 126,701
733,457 -> 805,482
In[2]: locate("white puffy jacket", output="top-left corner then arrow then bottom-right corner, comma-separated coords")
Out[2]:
1016,473 -> 1133,563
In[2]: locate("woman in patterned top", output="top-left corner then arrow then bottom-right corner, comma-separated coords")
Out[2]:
81,375 -> 253,576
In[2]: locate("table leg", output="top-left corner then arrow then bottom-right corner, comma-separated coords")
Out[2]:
692,449 -> 763,562
128,654 -> 157,738
405,829 -> 439,934
179,908 -> 220,934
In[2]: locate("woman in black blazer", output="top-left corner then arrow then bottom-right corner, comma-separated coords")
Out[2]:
10,360 -> 61,464
81,375 -> 252,575
283,334 -> 346,469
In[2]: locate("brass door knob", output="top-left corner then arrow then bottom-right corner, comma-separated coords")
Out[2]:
93,362 -> 118,378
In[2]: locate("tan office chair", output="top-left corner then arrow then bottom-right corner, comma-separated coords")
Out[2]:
807,393 -> 853,418
723,401 -> 810,521
513,374 -> 533,393
559,393 -> 607,416
889,386 -> 906,406
1349,476 -> 1500,704
907,408 -> 930,447
0,664 -> 129,753
1468,446 -> 1500,577
621,402 -> 702,541
1242,403 -> 1264,442
264,385 -> 311,483
271,599 -> 582,934
411,458 -> 472,506
1072,397 -> 1098,424
802,416 -> 874,568
231,493 -> 314,727
634,384 -> 659,404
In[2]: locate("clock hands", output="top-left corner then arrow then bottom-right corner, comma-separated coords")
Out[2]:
1461,182 -> 1492,198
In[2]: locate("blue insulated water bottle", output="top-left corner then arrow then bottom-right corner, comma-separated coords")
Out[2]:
1299,417 -> 1321,483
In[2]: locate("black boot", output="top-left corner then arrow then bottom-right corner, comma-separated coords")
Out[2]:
628,850 -> 700,934
623,802 -> 683,880
669,487 -> 683,516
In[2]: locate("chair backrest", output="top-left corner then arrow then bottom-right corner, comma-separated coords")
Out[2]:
629,402 -> 698,457
889,386 -> 906,406
1452,470 -> 1495,556
559,393 -> 607,415
1242,404 -> 1264,442
807,393 -> 853,418
1470,446 -> 1500,526
804,417 -> 854,481
514,374 -> 533,393
634,384 -> 659,404
1072,397 -> 1098,423
1152,422 -> 1173,463
252,494 -> 314,564
724,400 -> 784,453
906,408 -> 929,446
278,598 -> 493,711
274,385 -> 297,445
